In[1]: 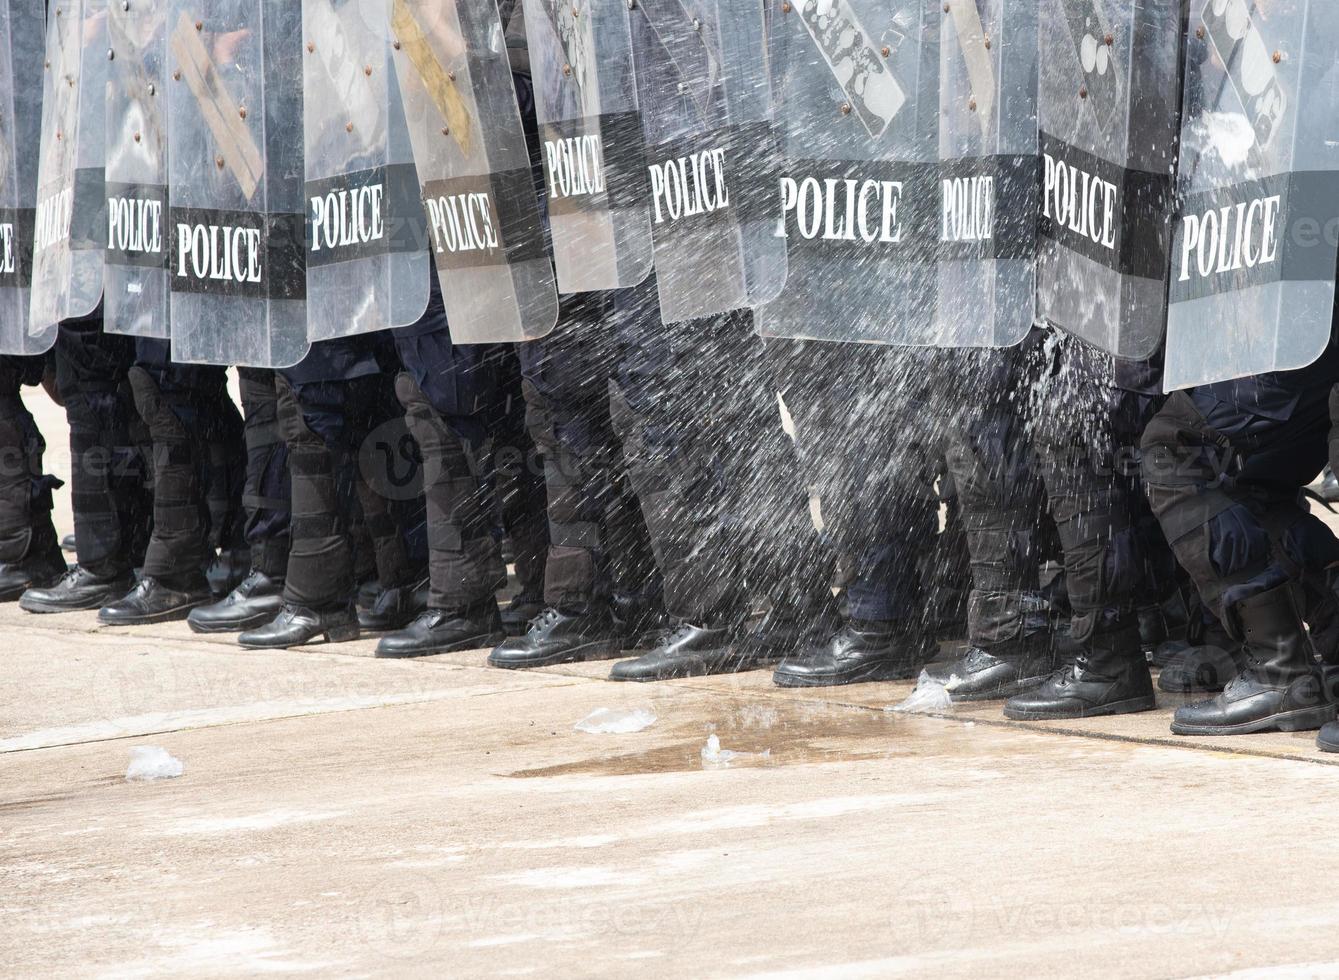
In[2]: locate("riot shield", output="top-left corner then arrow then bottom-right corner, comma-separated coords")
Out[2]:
756,0 -> 945,345
1035,0 -> 1184,359
629,0 -> 786,324
1163,0 -> 1339,392
935,0 -> 1038,347
29,0 -> 108,337
522,0 -> 653,293
0,0 -> 52,354
165,1 -> 310,368
389,0 -> 558,344
104,0 -> 170,339
302,0 -> 429,342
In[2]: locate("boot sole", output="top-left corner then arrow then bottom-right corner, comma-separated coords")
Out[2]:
610,650 -> 777,683
20,591 -> 129,614
98,598 -> 212,627
1156,676 -> 1227,696
187,609 -> 281,635
772,661 -> 921,688
237,622 -> 361,650
1317,734 -> 1339,753
946,673 -> 1054,703
1003,694 -> 1158,721
487,638 -> 625,670
1170,703 -> 1338,737
377,631 -> 507,659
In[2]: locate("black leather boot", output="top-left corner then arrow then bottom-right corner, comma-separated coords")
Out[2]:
358,577 -> 429,632
772,621 -> 936,687
20,566 -> 137,613
237,602 -> 360,649
609,621 -> 756,682
0,548 -> 67,602
377,603 -> 506,658
611,591 -> 673,649
60,533 -> 76,553
1004,627 -> 1156,720
206,547 -> 251,598
487,607 -> 623,668
187,569 -> 285,633
500,591 -> 545,636
1172,584 -> 1335,736
924,639 -> 1060,702
1320,465 -> 1339,503
1317,721 -> 1339,752
98,574 -> 213,625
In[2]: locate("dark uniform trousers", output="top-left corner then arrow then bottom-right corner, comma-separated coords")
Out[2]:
0,355 -> 62,567
277,337 -> 427,610
237,368 -> 291,580
776,341 -> 940,628
1142,335 -> 1339,650
393,315 -> 548,614
53,312 -> 152,578
517,292 -> 660,615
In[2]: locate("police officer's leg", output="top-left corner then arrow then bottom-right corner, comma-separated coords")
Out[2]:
490,302 -> 626,668
0,356 -> 65,600
1143,379 -> 1335,736
1005,338 -> 1156,719
202,375 -> 250,598
22,316 -> 149,612
99,340 -> 221,624
237,376 -> 360,648
188,368 -> 291,633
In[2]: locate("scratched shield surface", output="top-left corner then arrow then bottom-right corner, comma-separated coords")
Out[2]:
389,0 -> 556,344
935,0 -> 1037,348
301,0 -> 428,342
755,0 -> 947,345
628,0 -> 787,323
1035,0 -> 1182,359
165,0 -> 310,368
104,0 -> 171,339
29,0 -> 107,339
1163,0 -> 1339,391
0,0 -> 52,354
522,0 -> 652,293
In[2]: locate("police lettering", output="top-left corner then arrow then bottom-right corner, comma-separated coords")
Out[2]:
1042,153 -> 1117,250
107,196 -> 163,256
1178,195 -> 1280,283
32,187 -> 73,254
424,193 -> 499,254
0,223 -> 13,274
647,148 -> 729,224
310,184 -> 384,253
544,135 -> 605,200
778,176 -> 903,243
941,176 -> 994,243
174,222 -> 263,284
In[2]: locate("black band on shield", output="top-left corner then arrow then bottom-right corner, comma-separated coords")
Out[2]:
0,208 -> 35,289
541,111 -> 648,217
420,168 -> 549,272
938,154 -> 1040,262
304,162 -> 427,268
70,167 -> 106,251
104,182 -> 170,270
169,206 -> 307,301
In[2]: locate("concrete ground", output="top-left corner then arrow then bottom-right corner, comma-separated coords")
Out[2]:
6,389 -> 1339,978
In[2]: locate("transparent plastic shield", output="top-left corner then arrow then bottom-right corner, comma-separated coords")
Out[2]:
522,0 -> 652,292
630,0 -> 787,323
302,0 -> 428,342
1164,0 -> 1339,392
935,0 -> 1037,347
1035,0 -> 1183,358
30,0 -> 107,336
165,1 -> 309,368
755,0 -> 942,345
105,0 -> 170,338
0,0 -> 53,354
390,0 -> 558,344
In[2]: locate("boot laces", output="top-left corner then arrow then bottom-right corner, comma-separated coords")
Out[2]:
527,607 -> 561,633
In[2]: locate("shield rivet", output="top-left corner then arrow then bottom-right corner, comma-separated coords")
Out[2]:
447,71 -> 456,81
108,49 -> 115,60
122,0 -> 128,8
1105,33 -> 1113,45
781,1 -> 791,11
133,132 -> 141,142
1079,86 -> 1088,99
239,107 -> 247,119
393,40 -> 401,50
55,130 -> 62,141
364,64 -> 372,76
194,20 -> 202,30
215,155 -> 224,169
44,60 -> 49,69
839,102 -> 851,115
307,41 -> 315,53
55,7 -> 61,16
691,18 -> 701,30
346,122 -> 354,133
441,127 -> 450,136
968,96 -> 977,111
943,3 -> 949,11
148,83 -> 155,96
1273,50 -> 1282,63
983,36 -> 991,50
626,0 -> 635,9
173,70 -> 181,81
1195,26 -> 1205,39
562,63 -> 572,76
880,45 -> 889,57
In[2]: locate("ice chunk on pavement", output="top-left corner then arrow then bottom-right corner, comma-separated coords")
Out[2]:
574,707 -> 657,734
889,671 -> 953,715
700,733 -> 770,766
125,746 -> 184,781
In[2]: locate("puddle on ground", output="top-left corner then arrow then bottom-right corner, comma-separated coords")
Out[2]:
505,701 -> 982,779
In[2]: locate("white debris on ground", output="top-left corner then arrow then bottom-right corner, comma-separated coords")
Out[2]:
700,733 -> 770,767
889,671 -> 953,715
574,707 -> 657,734
125,746 -> 184,782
